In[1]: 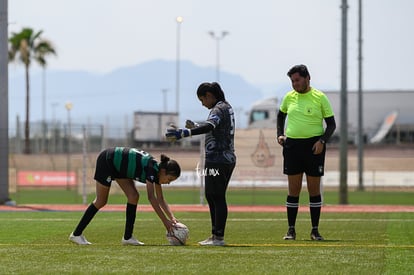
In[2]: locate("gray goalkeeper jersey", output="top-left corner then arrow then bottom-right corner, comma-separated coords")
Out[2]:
204,101 -> 236,164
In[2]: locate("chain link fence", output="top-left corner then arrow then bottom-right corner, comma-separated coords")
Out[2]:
9,121 -> 133,154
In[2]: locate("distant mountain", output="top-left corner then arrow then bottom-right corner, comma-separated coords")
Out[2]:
9,59 -> 263,130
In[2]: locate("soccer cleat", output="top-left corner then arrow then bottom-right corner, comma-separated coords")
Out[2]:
283,228 -> 296,240
122,236 -> 144,246
199,238 -> 225,246
211,238 -> 226,246
310,230 -> 324,241
198,236 -> 225,246
69,232 -> 91,245
198,236 -> 214,245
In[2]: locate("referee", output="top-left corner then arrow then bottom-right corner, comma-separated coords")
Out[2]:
277,64 -> 336,241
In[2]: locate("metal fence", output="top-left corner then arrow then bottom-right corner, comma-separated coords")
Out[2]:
5,126 -> 414,206
9,121 -> 133,154
9,118 -> 414,156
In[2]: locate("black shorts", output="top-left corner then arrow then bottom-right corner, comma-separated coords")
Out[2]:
282,136 -> 326,176
93,149 -> 121,187
204,162 -> 236,197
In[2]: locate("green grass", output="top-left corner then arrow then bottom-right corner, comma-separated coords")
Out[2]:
0,211 -> 413,274
11,187 -> 414,205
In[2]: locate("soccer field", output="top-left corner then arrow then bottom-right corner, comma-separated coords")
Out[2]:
0,211 -> 413,274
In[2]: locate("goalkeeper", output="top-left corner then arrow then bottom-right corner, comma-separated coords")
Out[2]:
166,82 -> 236,246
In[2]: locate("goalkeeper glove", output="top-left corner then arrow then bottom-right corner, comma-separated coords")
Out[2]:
165,125 -> 191,142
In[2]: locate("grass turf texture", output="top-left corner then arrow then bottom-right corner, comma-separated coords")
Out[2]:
0,211 -> 413,274
11,187 -> 414,205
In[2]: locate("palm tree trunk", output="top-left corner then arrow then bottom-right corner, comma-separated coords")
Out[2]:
24,64 -> 31,154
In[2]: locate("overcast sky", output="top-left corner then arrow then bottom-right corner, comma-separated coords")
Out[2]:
8,0 -> 414,96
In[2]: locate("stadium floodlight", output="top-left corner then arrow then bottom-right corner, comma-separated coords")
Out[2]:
208,31 -> 229,82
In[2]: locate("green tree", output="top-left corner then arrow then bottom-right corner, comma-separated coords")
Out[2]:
8,27 -> 56,154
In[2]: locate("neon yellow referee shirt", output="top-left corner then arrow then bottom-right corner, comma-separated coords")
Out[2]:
279,88 -> 334,139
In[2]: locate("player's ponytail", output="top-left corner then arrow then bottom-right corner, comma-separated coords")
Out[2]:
159,154 -> 181,178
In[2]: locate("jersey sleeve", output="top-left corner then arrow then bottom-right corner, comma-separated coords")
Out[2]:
321,94 -> 335,118
206,107 -> 222,128
279,92 -> 291,113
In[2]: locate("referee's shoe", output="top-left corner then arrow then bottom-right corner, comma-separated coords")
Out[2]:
310,229 -> 324,241
283,228 -> 296,240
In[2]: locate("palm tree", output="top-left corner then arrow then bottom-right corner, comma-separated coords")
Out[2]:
8,28 -> 56,154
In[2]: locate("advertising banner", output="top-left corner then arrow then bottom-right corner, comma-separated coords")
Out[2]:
18,171 -> 76,187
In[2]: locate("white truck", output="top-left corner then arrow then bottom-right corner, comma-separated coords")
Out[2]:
133,111 -> 178,146
247,97 -> 278,129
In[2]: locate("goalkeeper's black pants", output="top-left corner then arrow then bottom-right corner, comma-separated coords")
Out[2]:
204,162 -> 235,238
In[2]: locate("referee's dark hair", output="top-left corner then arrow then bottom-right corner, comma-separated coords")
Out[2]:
287,64 -> 310,78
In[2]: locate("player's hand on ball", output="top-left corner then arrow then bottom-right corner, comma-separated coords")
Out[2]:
165,124 -> 191,142
164,219 -> 175,233
166,222 -> 190,245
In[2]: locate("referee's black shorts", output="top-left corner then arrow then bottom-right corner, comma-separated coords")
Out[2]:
282,136 -> 326,176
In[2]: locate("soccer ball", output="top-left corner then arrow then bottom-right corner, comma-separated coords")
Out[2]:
166,222 -> 189,245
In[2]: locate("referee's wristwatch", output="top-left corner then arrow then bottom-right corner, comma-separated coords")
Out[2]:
319,139 -> 326,145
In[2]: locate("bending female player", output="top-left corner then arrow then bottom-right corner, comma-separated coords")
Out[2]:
69,147 -> 181,245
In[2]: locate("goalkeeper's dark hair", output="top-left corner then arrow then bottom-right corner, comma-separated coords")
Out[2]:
159,154 -> 181,178
197,82 -> 226,102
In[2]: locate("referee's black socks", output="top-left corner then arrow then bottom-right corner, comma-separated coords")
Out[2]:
309,195 -> 322,229
286,195 -> 299,228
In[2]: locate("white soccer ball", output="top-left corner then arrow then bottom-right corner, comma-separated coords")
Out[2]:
166,222 -> 189,245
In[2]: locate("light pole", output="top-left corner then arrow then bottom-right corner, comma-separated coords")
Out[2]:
208,31 -> 229,82
161,88 -> 168,112
41,67 -> 47,153
51,102 -> 58,153
51,102 -> 58,126
339,0 -> 349,204
0,0 -> 12,204
357,0 -> 364,191
175,16 -> 183,115
65,102 -> 73,190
